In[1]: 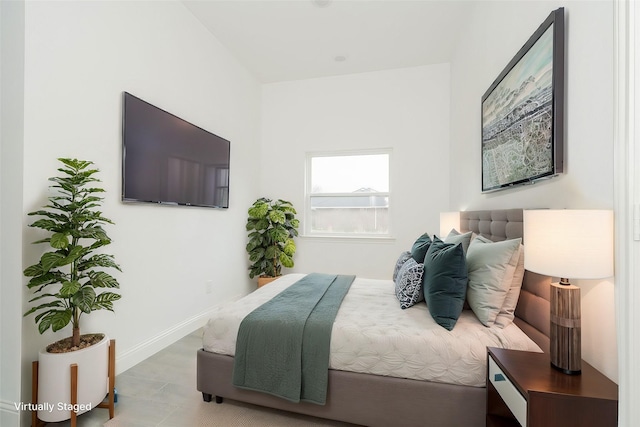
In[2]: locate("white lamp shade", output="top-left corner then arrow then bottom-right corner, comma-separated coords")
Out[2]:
439,211 -> 460,237
523,210 -> 614,279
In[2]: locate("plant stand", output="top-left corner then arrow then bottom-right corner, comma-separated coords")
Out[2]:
31,339 -> 116,427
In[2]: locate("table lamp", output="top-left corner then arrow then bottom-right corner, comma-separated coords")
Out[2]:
523,209 -> 614,374
439,211 -> 461,237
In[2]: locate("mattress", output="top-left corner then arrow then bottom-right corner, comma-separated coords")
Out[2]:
202,273 -> 541,388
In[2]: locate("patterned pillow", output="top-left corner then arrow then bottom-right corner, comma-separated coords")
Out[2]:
392,251 -> 412,282
395,258 -> 425,309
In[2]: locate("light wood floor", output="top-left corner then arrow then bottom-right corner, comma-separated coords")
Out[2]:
44,330 -> 357,426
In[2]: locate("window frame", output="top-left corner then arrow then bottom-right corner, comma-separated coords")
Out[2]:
304,149 -> 393,239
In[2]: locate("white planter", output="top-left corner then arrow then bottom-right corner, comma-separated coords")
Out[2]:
37,334 -> 110,422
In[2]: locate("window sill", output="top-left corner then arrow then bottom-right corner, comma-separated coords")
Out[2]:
300,234 -> 396,243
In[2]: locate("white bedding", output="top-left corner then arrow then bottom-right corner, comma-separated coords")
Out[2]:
202,273 -> 541,388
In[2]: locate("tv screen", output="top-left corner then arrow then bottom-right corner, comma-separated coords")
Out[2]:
480,8 -> 564,193
122,92 -> 230,208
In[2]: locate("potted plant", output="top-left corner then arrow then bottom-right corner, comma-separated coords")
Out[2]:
23,158 -> 121,423
246,198 -> 299,287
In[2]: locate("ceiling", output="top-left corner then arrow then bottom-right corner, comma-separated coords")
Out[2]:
182,0 -> 474,83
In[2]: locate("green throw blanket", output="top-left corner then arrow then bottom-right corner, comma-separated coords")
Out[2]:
232,273 -> 355,405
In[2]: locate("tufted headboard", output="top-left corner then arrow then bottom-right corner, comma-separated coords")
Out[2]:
460,209 -> 551,353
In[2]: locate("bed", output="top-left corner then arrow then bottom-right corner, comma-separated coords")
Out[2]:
196,209 -> 552,427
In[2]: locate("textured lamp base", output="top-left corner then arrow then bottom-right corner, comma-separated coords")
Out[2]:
550,282 -> 581,374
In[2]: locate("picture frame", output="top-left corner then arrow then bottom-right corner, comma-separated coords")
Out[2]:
481,8 -> 564,193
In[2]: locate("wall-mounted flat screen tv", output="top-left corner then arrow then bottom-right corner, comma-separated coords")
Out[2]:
122,92 -> 230,208
481,8 -> 564,193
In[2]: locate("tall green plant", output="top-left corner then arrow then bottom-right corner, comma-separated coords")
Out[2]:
24,158 -> 121,348
246,198 -> 299,279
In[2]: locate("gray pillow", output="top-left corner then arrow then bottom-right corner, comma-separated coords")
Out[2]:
466,236 -> 522,327
392,251 -> 412,282
444,229 -> 473,255
394,258 -> 425,309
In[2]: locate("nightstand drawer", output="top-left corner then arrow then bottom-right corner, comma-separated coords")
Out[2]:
488,356 -> 527,427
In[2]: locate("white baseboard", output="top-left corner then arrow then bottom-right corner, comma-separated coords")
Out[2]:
115,295 -> 243,375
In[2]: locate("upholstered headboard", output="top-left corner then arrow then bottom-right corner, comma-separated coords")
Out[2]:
460,209 -> 551,353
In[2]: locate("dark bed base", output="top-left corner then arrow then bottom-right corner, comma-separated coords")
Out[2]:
201,393 -> 222,404
197,349 -> 485,427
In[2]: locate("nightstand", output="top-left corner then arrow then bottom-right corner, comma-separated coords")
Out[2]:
486,347 -> 618,427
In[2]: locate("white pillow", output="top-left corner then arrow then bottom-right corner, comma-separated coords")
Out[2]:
494,244 -> 525,328
466,236 -> 522,326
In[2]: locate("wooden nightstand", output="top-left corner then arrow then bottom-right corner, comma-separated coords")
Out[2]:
486,347 -> 618,427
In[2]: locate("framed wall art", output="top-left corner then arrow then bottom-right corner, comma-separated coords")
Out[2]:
481,8 -> 564,193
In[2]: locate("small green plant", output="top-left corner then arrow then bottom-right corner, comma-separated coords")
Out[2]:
246,198 -> 299,279
23,158 -> 121,348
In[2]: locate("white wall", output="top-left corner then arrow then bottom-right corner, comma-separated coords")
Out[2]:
614,1 -> 640,425
450,1 -> 613,210
449,1 -> 617,380
0,1 -> 25,425
19,0 -> 261,421
260,64 -> 451,278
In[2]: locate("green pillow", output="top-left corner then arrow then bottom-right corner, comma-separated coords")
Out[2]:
466,236 -> 522,326
422,237 -> 468,330
410,233 -> 432,263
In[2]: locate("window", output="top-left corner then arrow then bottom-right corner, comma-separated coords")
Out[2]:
305,150 -> 391,237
